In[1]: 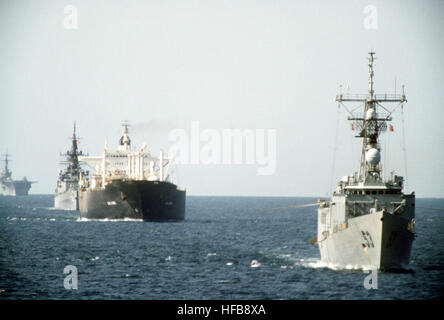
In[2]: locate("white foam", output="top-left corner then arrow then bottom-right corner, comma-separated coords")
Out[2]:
250,259 -> 261,268
299,258 -> 373,271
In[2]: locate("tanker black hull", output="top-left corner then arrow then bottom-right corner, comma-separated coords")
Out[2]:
79,180 -> 185,221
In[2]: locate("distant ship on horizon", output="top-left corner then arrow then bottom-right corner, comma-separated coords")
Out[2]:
54,123 -> 86,210
1,152 -> 35,196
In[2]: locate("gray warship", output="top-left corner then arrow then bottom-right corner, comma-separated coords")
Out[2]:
1,153 -> 34,196
78,122 -> 186,221
54,123 -> 86,210
317,52 -> 415,270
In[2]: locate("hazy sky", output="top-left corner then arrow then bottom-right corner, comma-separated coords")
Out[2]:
1,0 -> 443,197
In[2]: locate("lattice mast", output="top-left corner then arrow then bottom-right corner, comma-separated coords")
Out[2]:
335,52 -> 407,183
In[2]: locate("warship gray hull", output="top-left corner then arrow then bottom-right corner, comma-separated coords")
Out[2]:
1,180 -> 32,196
54,189 -> 78,211
318,195 -> 415,270
79,180 -> 185,221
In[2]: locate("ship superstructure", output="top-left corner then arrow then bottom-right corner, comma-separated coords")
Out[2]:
78,122 -> 185,221
54,123 -> 86,210
317,52 -> 415,270
1,153 -> 34,196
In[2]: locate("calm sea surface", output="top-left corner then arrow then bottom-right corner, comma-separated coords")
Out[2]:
0,195 -> 442,300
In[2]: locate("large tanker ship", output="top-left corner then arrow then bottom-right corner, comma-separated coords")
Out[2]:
78,122 -> 185,221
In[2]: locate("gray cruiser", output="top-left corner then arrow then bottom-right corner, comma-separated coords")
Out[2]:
54,123 -> 86,210
317,52 -> 415,270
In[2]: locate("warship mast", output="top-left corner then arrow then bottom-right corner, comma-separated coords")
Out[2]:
65,122 -> 82,171
336,52 -> 407,184
1,153 -> 12,180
